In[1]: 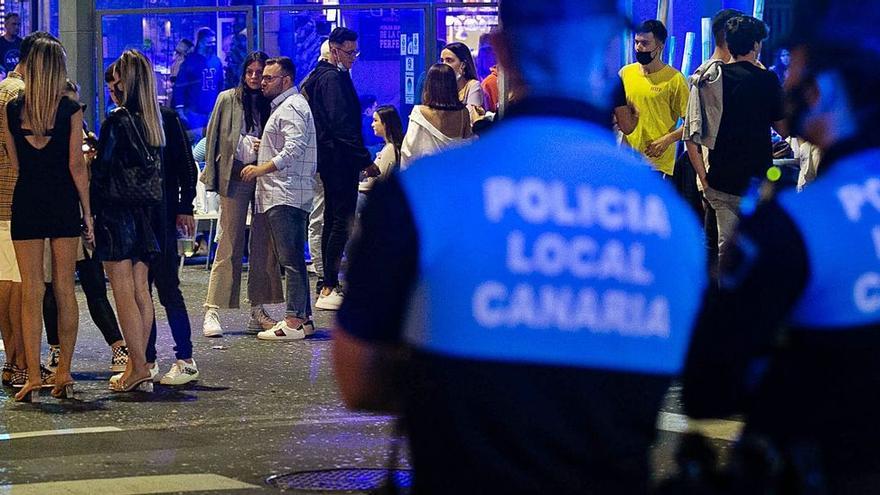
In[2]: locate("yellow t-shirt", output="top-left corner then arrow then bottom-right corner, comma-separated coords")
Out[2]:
619,63 -> 689,175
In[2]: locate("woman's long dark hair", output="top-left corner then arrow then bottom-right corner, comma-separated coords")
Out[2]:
375,105 -> 404,165
422,63 -> 465,111
443,42 -> 479,82
236,51 -> 270,133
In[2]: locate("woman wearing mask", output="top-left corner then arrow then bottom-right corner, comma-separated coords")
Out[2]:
200,51 -> 283,338
92,49 -> 165,393
440,42 -> 485,117
401,63 -> 473,169
4,37 -> 92,401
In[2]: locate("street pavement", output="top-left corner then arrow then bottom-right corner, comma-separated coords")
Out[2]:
0,267 -> 738,494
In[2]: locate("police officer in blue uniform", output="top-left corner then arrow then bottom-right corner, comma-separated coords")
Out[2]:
333,1 -> 707,493
683,1 -> 880,491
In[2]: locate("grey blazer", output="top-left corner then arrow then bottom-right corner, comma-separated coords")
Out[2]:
200,88 -> 243,197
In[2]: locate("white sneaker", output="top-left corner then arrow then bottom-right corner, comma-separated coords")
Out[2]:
160,359 -> 200,386
110,362 -> 159,388
315,287 -> 344,311
247,306 -> 277,334
203,308 -> 223,337
257,320 -> 306,341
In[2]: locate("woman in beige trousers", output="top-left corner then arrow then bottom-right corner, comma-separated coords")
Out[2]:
200,51 -> 283,337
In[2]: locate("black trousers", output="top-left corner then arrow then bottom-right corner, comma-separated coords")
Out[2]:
45,251 -> 123,347
146,226 -> 193,362
320,169 -> 359,289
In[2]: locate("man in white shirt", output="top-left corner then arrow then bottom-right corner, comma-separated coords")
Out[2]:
241,56 -> 318,340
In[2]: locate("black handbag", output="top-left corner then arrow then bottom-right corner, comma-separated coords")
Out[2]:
105,107 -> 163,206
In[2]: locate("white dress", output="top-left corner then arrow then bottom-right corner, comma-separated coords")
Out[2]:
400,106 -> 472,170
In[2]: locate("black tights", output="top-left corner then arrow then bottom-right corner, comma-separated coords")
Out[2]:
44,252 -> 122,347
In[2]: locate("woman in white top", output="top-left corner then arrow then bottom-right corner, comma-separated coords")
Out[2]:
441,42 -> 485,119
360,104 -> 404,194
401,63 -> 473,169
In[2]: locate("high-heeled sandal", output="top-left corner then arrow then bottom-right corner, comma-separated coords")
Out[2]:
51,381 -> 76,399
110,374 -> 153,393
14,382 -> 42,403
11,365 -> 54,389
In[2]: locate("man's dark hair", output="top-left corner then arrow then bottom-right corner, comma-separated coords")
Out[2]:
329,27 -> 358,45
712,9 -> 744,47
104,62 -> 116,83
196,27 -> 215,46
5,13 -> 19,21
19,31 -> 58,68
636,20 -> 668,44
265,56 -> 296,78
726,16 -> 769,57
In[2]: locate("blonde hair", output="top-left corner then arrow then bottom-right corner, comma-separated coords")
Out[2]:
114,49 -> 165,147
22,38 -> 67,137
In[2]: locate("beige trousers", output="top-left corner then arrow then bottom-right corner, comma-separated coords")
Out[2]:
204,179 -> 283,309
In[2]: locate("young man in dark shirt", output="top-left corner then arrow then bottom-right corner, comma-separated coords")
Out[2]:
0,13 -> 22,75
691,15 -> 788,272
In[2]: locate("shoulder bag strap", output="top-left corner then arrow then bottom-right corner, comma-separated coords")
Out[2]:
118,106 -> 157,162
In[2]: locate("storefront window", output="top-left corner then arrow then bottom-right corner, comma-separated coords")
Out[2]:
99,8 -> 251,139
435,4 -> 497,79
261,5 -> 427,142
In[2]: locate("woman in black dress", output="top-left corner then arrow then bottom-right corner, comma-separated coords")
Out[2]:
92,49 -> 165,393
4,37 -> 93,402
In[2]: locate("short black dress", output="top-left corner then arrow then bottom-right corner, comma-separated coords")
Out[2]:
8,96 -> 83,240
91,108 -> 165,263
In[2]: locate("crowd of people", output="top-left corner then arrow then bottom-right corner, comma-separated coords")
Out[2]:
1,0 -> 878,492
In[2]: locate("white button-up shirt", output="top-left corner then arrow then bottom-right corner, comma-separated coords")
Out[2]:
255,86 -> 317,214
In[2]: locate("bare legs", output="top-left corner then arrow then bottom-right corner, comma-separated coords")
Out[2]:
104,259 -> 152,388
12,237 -> 79,400
0,280 -> 23,369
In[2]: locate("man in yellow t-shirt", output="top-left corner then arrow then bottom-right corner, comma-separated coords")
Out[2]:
620,20 -> 688,176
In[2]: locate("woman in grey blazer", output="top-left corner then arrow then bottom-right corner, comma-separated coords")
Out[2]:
200,51 -> 283,337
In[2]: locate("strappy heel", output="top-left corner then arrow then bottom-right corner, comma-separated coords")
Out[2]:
14,382 -> 41,403
110,374 -> 153,393
51,381 -> 76,399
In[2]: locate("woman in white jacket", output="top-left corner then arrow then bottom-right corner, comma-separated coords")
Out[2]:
401,63 -> 473,169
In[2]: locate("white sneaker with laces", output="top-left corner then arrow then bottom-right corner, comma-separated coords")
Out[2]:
315,287 -> 344,310
203,308 -> 223,337
257,320 -> 306,341
247,306 -> 278,334
160,359 -> 200,385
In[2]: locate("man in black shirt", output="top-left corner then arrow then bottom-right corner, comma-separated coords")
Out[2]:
690,15 -> 788,272
684,1 -> 880,490
0,13 -> 22,76
333,1 -> 709,493
301,27 -> 373,311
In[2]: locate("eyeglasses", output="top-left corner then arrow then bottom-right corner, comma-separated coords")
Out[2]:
261,74 -> 289,83
333,46 -> 360,58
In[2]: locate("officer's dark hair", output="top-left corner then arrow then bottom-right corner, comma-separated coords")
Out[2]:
265,56 -> 295,78
20,31 -> 58,68
636,20 -> 668,44
422,63 -> 465,111
711,9 -> 744,47
5,12 -> 19,21
329,27 -> 358,45
726,16 -> 769,58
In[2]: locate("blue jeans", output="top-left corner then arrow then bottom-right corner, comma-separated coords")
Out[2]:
266,205 -> 312,320
147,226 -> 193,362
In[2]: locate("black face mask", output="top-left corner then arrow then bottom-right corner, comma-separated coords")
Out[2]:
636,50 -> 656,65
